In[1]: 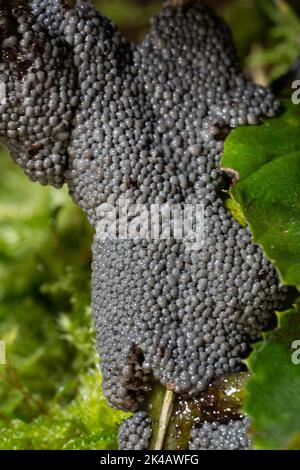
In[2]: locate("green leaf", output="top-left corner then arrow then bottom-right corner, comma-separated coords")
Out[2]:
244,304 -> 300,449
221,100 -> 300,289
222,101 -> 300,450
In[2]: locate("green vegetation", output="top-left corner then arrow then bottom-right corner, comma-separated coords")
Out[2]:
222,100 -> 300,449
0,150 -> 128,449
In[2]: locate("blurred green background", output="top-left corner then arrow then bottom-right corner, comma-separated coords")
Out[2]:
0,0 -> 299,450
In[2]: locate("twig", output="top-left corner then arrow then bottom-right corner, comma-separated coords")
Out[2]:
154,389 -> 175,450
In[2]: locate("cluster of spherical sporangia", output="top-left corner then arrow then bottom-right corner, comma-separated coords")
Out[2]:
0,0 -> 287,449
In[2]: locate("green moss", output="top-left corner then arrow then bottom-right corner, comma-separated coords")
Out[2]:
0,148 -> 127,449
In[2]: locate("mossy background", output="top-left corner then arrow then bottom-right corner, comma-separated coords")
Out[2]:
0,0 -> 299,450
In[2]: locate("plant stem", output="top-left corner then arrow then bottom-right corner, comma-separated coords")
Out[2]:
153,389 -> 175,450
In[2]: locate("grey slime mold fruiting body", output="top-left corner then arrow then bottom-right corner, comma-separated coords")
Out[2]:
189,418 -> 251,450
0,0 -> 287,448
118,412 -> 152,450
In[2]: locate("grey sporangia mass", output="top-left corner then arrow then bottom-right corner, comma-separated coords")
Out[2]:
189,417 -> 251,450
0,0 -> 287,449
